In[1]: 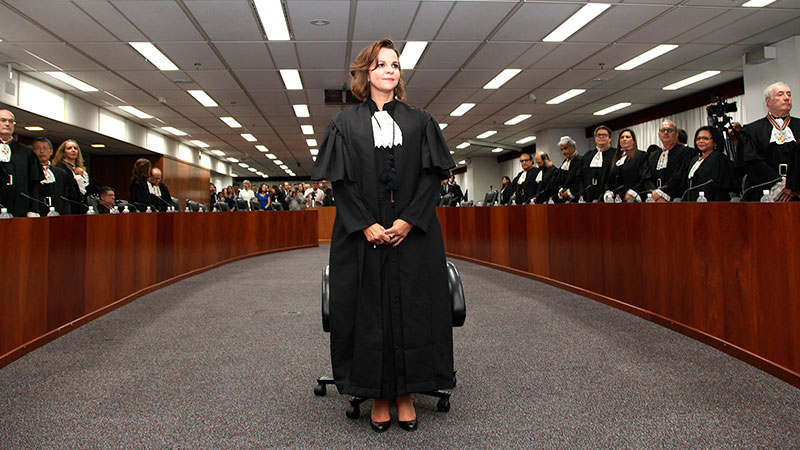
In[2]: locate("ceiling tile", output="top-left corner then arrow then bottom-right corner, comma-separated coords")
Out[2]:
113,0 -> 204,41
184,0 -> 263,41
418,41 -> 480,70
216,43 -> 274,70
353,1 -> 418,41
288,1 -> 350,41
10,0 -> 117,42
437,1 -> 517,41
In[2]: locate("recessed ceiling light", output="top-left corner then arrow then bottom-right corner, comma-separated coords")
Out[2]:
226,157 -> 239,162
241,133 -> 257,142
450,103 -> 475,117
162,127 -> 187,136
439,123 -> 448,130
274,159 -> 284,165
456,142 -> 470,149
44,72 -> 99,92
188,90 -> 218,107
615,44 -> 678,71
254,0 -> 291,40
491,148 -> 503,153
24,126 -> 44,131
310,149 -> 319,156
312,156 -> 317,161
516,136 -> 536,144
306,139 -> 317,147
457,160 -> 467,165
662,71 -> 721,91
220,117 -> 242,128
546,89 -> 585,104
255,145 -> 269,152
504,114 -> 532,126
266,154 -> 277,160
543,3 -> 611,42
477,130 -> 497,139
483,69 -> 521,89
293,104 -> 310,117
449,151 -> 454,155
400,41 -> 428,70
118,105 -> 153,119
301,125 -> 314,135
280,164 -> 288,169
91,144 -> 105,148
248,167 -> 258,172
593,102 -> 632,116
280,69 -> 303,90
190,140 -> 209,148
211,150 -> 226,156
310,19 -> 330,26
238,162 -> 249,168
742,0 -> 776,6
129,42 -> 179,71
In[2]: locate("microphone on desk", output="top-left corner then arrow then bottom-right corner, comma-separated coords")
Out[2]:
152,194 -> 173,211
732,177 -> 783,202
20,191 -> 51,210
678,179 -> 714,202
59,195 -> 89,213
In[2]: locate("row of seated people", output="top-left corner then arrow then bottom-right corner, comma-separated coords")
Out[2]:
211,179 -> 334,212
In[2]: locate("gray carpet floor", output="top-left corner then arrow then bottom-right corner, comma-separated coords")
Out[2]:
2,244 -> 799,449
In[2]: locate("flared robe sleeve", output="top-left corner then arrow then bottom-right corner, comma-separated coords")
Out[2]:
398,114 -> 455,233
312,118 -> 376,235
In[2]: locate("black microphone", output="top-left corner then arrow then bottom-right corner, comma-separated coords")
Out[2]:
20,191 -> 51,210
132,201 -> 155,213
152,194 -> 173,211
60,195 -> 89,212
679,179 -> 714,201
736,177 -> 783,201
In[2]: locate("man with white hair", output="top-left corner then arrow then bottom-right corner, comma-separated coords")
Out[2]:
649,119 -> 693,202
740,82 -> 800,201
556,136 -> 584,202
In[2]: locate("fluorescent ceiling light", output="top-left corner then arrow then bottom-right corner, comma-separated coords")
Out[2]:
129,42 -> 179,71
477,130 -> 497,139
483,69 -> 522,89
226,157 -> 239,162
546,89 -> 586,104
504,114 -> 531,126
220,117 -> 242,128
306,139 -> 317,147
312,157 -> 317,162
457,160 -> 466,165
742,0 -> 776,6
266,154 -> 277,159
91,144 -> 105,148
280,69 -> 303,90
238,162 -> 249,168
439,123 -> 448,130
456,142 -> 470,149
293,104 -> 310,117
450,103 -> 475,117
118,105 -> 153,119
255,145 -> 269,152
274,160 -> 283,165
241,133 -> 257,142
254,0 -> 291,40
190,140 -> 209,148
24,126 -> 44,131
211,150 -> 225,156
593,102 -> 632,116
450,151 -> 454,155
248,167 -> 258,172
44,72 -> 98,92
188,90 -> 218,107
400,41 -> 427,70
310,149 -> 319,156
162,127 -> 187,136
301,125 -> 314,135
491,148 -> 503,153
516,136 -> 536,144
543,3 -> 611,42
280,165 -> 288,169
662,70 -> 721,91
615,44 -> 679,71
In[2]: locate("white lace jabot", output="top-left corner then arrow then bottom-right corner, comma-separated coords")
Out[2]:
371,111 -> 403,148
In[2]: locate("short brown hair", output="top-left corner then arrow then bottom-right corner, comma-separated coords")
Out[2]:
132,158 -> 152,180
349,38 -> 407,102
594,125 -> 612,137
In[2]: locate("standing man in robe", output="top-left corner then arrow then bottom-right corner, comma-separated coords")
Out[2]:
650,120 -> 693,202
32,137 -> 70,215
0,109 -> 41,217
147,167 -> 173,211
581,125 -> 615,202
740,82 -> 800,201
556,136 -> 584,202
532,152 -> 559,203
511,152 -> 538,204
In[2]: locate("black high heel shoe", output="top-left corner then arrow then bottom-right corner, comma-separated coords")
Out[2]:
370,419 -> 391,433
398,418 -> 418,431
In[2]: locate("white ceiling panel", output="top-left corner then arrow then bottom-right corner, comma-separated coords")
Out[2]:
296,42 -> 347,70
736,16 -> 800,47
115,71 -> 183,91
590,70 -> 662,90
74,1 -> 147,41
481,89 -> 529,105
267,43 -> 300,68
18,43 -> 106,71
672,9 -> 753,44
465,42 -> 533,70
0,44 -> 59,71
407,1 -> 452,41
406,69 -> 455,91
532,43 -> 607,70
184,0 -> 263,41
493,3 -> 578,42
353,1 -> 418,41
503,69 -> 563,90
571,5 -> 671,44
113,0 -> 204,41
418,41 -> 480,70
215,43 -> 274,70
619,7 -> 725,45
517,43 -> 560,69
235,70 -> 284,90
437,1 -> 515,41
449,70 -> 499,90
159,43 -> 225,71
573,43 -> 665,70
288,1 -> 350,41
10,0 -> 116,42
187,70 -> 240,91
73,43 -> 155,71
0,4 -> 59,42
695,10 -> 799,45
679,45 -> 748,71
298,70 -> 348,90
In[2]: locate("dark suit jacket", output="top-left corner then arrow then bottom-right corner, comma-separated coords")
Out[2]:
0,141 -> 42,217
37,164 -> 71,215
511,168 -> 538,204
129,176 -> 152,211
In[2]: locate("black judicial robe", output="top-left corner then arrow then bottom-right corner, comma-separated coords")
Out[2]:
740,116 -> 800,201
311,98 -> 455,398
558,154 -> 584,201
37,164 -> 71,215
154,182 -> 173,211
683,151 -> 736,202
511,167 -> 538,204
648,144 -> 693,200
607,150 -> 653,199
534,164 -> 561,203
0,142 -> 41,217
55,162 -> 86,213
130,176 -> 152,211
499,184 -> 512,205
581,147 -> 615,202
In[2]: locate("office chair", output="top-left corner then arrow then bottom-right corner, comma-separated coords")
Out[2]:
314,261 -> 465,418
438,193 -> 453,207
483,190 -> 499,205
86,195 -> 100,211
214,201 -> 230,212
235,198 -> 250,211
250,198 -> 260,211
186,200 -> 202,212
171,197 -> 181,211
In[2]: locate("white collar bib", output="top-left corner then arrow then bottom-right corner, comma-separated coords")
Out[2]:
372,111 -> 403,148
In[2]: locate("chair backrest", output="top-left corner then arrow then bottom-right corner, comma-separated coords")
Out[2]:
235,198 -> 250,211
197,203 -> 208,212
171,197 -> 180,210
483,190 -> 498,205
439,193 -> 453,207
86,195 -> 100,211
186,200 -> 201,212
215,201 -> 230,212
250,198 -> 260,210
116,200 -> 135,212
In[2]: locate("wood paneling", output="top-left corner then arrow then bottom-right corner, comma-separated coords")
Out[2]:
162,157 -> 210,207
91,155 -> 160,201
0,210 -> 318,367
436,203 -> 800,388
308,206 -> 336,243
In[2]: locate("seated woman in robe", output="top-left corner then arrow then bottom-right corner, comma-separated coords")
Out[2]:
683,126 -> 736,202
603,129 -> 653,202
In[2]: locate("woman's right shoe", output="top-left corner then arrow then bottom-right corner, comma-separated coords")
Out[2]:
370,419 -> 391,433
398,418 -> 418,431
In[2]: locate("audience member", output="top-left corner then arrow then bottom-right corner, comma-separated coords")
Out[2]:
281,182 -> 292,209
321,179 -> 334,206
511,152 -> 538,204
239,180 -> 255,202
209,183 -> 217,207
223,186 -> 236,210
304,180 -> 325,206
581,125 -> 615,202
0,109 -> 41,217
532,152 -> 559,204
255,183 -> 271,210
440,176 -> 463,203
97,186 -> 116,213
52,139 -> 88,213
32,137 -> 70,215
649,120 -> 694,202
129,158 -> 153,211
148,167 -> 173,211
556,136 -> 583,202
604,129 -> 653,202
683,126 -> 736,202
287,186 -> 304,210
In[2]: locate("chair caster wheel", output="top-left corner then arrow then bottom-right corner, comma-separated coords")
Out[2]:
313,384 -> 326,396
437,398 -> 450,412
346,405 -> 360,419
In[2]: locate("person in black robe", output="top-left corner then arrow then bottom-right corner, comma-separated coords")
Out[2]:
312,39 -> 455,433
0,109 -> 41,217
604,129 -> 653,202
499,175 -> 512,205
682,126 -> 736,202
532,151 -> 560,203
510,152 -> 538,204
581,125 -> 615,202
649,120 -> 694,202
32,137 -> 71,215
147,167 -> 173,211
740,82 -> 800,201
52,139 -> 89,214
129,158 -> 154,212
555,136 -> 584,203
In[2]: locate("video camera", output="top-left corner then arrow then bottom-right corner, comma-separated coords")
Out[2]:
708,96 -> 737,131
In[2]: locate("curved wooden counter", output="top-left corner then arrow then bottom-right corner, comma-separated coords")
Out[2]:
0,210 -> 318,367
437,203 -> 800,388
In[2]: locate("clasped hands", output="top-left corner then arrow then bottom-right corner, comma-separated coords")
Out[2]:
363,219 -> 412,248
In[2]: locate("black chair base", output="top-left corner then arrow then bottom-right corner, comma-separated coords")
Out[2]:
313,373 -> 456,417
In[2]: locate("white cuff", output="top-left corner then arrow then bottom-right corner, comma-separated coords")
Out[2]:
655,189 -> 671,202
626,189 -> 640,202
565,189 -> 573,199
603,191 -> 614,203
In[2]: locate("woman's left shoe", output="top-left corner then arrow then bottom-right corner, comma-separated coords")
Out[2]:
397,419 -> 418,432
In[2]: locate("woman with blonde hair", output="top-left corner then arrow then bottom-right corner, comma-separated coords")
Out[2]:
52,139 -> 89,211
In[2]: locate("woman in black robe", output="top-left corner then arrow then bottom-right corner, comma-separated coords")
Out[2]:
604,129 -> 653,202
129,158 -> 152,212
312,39 -> 455,433
682,126 -> 736,202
